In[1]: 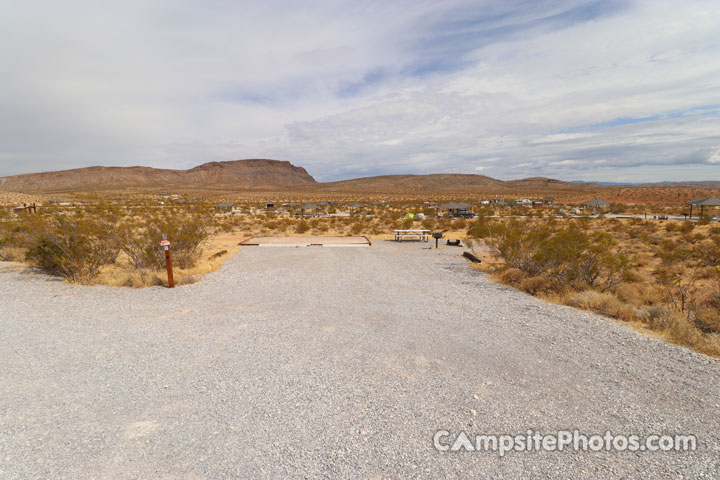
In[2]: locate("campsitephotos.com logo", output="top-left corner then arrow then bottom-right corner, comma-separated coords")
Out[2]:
433,429 -> 697,457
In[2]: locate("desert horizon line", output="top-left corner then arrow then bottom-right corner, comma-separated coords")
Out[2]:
1,158 -> 718,187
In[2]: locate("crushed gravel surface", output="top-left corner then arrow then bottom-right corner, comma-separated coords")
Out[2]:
1,242 -> 718,478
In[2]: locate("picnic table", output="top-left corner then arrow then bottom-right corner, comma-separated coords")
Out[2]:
393,229 -> 430,242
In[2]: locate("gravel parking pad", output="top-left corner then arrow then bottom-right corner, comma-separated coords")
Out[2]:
1,242 -> 718,478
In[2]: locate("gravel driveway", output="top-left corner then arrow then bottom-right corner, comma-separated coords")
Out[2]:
1,242 -> 718,478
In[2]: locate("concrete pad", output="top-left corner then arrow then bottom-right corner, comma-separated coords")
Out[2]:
240,235 -> 371,247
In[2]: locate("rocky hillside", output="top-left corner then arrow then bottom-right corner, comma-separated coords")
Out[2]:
315,174 -> 505,193
313,173 -> 590,194
0,160 -> 317,192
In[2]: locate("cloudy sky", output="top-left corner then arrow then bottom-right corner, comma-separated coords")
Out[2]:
1,0 -> 719,182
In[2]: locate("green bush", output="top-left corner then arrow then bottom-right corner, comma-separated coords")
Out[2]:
114,215 -> 209,270
466,216 -> 493,238
486,220 -> 628,290
26,216 -> 118,283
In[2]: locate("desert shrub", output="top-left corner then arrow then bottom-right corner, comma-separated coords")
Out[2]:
487,221 -> 628,290
615,282 -> 661,306
566,290 -> 638,322
114,215 -> 209,270
519,276 -> 564,295
627,227 -> 645,239
499,267 -> 526,284
642,305 -> 673,330
693,239 -> 720,266
151,216 -> 208,269
486,220 -> 548,276
698,215 -> 712,226
621,268 -> 644,283
656,240 -> 693,266
26,216 -> 118,283
679,222 -> 695,234
609,203 -> 627,214
0,246 -> 26,262
295,220 -> 309,234
664,312 -> 705,347
113,222 -> 158,270
467,217 -> 493,238
693,305 -> 720,334
537,227 -> 628,290
350,222 -> 364,235
655,266 -> 698,314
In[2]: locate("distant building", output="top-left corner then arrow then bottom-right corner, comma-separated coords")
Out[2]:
215,202 -> 234,214
688,196 -> 720,219
580,199 -> 611,209
13,203 -> 37,215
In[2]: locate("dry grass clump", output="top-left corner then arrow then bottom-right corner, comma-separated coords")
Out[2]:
566,290 -> 639,322
0,246 -> 27,262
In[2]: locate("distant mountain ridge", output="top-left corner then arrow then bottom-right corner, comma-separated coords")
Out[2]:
0,160 -> 317,192
0,159 -> 718,195
572,180 -> 720,188
315,174 -> 584,193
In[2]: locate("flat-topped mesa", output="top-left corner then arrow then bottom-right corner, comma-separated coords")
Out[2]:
0,159 -> 317,192
186,159 -> 316,186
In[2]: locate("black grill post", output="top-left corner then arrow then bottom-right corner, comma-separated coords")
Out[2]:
432,232 -> 443,249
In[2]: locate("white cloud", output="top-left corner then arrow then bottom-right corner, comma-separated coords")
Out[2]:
709,150 -> 720,164
0,0 -> 719,182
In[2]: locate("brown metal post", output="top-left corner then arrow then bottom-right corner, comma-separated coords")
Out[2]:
165,246 -> 175,288
162,234 -> 175,288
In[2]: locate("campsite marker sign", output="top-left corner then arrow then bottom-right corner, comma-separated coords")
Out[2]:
161,234 -> 175,288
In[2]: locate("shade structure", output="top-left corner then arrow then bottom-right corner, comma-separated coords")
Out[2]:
689,196 -> 720,206
688,196 -> 720,218
437,202 -> 471,210
580,199 -> 611,208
